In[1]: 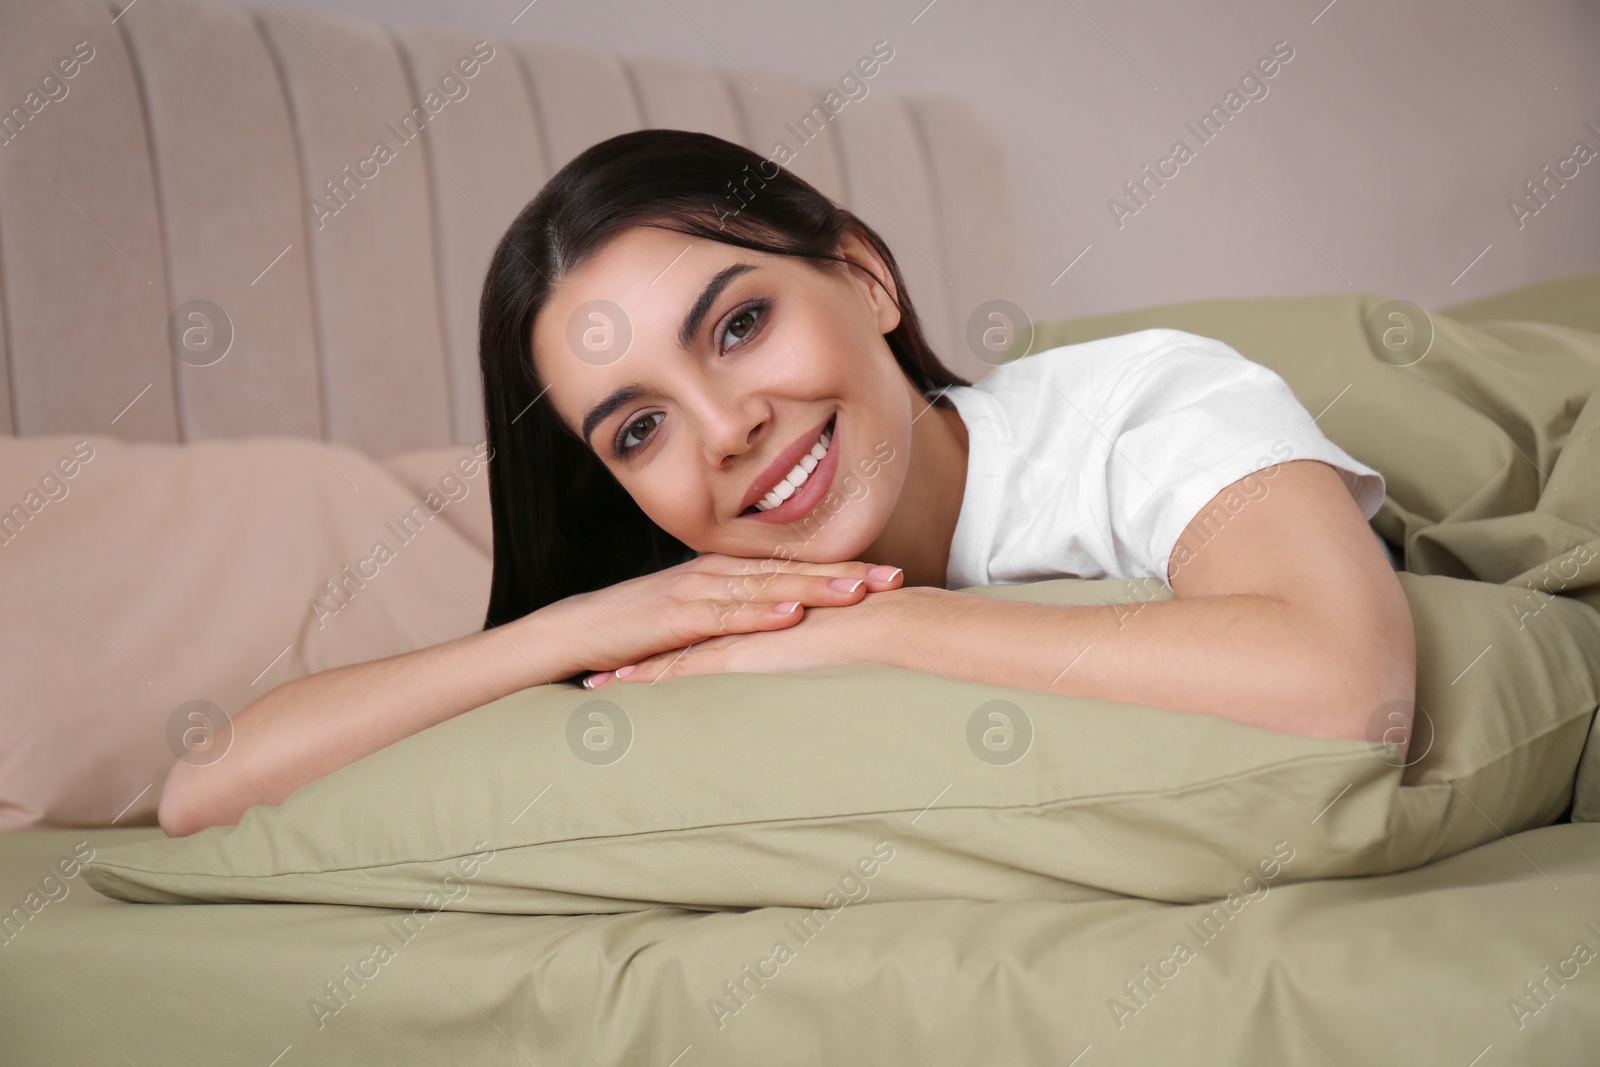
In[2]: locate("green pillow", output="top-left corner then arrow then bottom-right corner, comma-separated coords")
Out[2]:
83,573 -> 1600,914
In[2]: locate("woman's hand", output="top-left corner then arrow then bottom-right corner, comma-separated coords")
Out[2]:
582,585 -> 934,688
548,552 -> 904,683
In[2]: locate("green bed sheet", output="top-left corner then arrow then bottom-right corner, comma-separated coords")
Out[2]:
3,824 -> 1598,1065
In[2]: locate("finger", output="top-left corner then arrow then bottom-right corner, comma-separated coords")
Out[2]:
698,567 -> 906,616
704,571 -> 870,610
698,554 -> 906,589
623,646 -> 696,684
580,668 -> 619,689
701,596 -> 808,637
862,564 -> 904,589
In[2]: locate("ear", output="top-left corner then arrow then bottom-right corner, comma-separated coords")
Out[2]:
836,228 -> 902,336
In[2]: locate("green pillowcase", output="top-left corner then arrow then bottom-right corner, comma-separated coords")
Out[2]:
83,573 -> 1600,914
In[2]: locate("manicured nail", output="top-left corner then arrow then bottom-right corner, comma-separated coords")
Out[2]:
831,578 -> 864,593
776,601 -> 801,614
615,664 -> 637,679
868,566 -> 902,582
581,674 -> 599,689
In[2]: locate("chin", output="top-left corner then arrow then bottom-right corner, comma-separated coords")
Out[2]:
766,501 -> 884,563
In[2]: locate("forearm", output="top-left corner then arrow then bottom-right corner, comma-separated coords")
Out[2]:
873,587 -> 1408,739
159,605 -> 579,835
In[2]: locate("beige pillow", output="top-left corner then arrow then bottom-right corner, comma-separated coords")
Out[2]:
0,434 -> 491,831
382,442 -> 494,558
82,571 -> 1600,912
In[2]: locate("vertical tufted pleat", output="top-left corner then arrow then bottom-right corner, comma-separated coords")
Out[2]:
726,70 -> 847,205
515,42 -> 643,172
0,4 -> 1020,445
118,0 -> 323,442
0,220 -> 12,435
908,95 -> 1026,384
624,55 -> 745,144
0,0 -> 175,439
392,28 -> 547,446
831,94 -> 959,374
256,6 -> 451,457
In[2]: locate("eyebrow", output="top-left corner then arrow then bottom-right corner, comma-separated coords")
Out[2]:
678,262 -> 756,350
579,262 -> 758,447
582,383 -> 649,446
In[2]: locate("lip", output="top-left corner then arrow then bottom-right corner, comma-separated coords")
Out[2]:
738,412 -> 838,522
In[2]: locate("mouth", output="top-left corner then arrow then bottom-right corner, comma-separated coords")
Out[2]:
738,412 -> 839,524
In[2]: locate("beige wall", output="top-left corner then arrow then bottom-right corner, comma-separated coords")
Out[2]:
223,0 -> 1600,324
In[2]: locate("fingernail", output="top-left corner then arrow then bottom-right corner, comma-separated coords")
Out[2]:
615,664 -> 637,679
831,578 -> 864,593
868,566 -> 902,582
776,601 -> 801,614
581,674 -> 598,689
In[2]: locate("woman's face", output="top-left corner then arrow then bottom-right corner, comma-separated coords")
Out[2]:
531,223 -> 920,563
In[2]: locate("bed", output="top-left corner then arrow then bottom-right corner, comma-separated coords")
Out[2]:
4,823 -> 1600,1064
5,292 -> 1598,1067
3,0 -> 1600,1063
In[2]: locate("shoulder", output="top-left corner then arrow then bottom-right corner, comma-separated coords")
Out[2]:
947,328 -> 1253,423
975,328 -> 1244,390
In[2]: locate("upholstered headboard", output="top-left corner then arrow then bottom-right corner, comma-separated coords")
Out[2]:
0,0 -> 1023,455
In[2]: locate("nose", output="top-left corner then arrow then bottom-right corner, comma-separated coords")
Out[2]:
681,385 -> 767,470
701,403 -> 765,469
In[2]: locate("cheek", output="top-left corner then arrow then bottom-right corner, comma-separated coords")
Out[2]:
624,453 -> 723,551
632,484 -> 697,538
744,325 -> 851,395
755,289 -> 870,385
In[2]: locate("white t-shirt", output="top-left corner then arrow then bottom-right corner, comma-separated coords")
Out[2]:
935,328 -> 1386,590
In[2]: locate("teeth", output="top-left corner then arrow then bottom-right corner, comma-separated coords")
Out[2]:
754,423 -> 833,512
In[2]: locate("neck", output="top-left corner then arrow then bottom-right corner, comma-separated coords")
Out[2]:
864,381 -> 969,588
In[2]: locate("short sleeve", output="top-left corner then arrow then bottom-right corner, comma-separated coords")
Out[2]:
1102,331 -> 1386,589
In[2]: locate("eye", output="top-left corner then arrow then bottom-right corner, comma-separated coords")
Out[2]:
613,411 -> 664,458
718,300 -> 767,352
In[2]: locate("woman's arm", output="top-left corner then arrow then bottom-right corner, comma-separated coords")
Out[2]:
872,460 -> 1416,740
157,605 -> 581,837
158,554 -> 905,836
609,461 -> 1416,743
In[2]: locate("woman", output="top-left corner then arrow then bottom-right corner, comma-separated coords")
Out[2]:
158,129 -> 1414,836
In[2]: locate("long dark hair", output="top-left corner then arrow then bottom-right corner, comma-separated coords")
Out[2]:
477,128 -> 968,631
